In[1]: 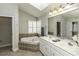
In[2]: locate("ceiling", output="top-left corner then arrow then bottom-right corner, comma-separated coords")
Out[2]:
18,3 -> 79,18
62,8 -> 79,18
19,3 -> 42,17
29,3 -> 50,11
18,3 -> 65,17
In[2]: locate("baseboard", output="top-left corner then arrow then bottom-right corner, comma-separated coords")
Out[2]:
12,48 -> 19,52
0,43 -> 11,48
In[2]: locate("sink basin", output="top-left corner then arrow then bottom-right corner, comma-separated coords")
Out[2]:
68,42 -> 73,46
52,39 -> 61,42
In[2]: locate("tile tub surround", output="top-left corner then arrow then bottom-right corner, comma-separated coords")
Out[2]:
19,33 -> 41,40
40,36 -> 79,56
19,43 -> 40,51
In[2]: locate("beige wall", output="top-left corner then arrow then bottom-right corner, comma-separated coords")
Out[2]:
39,14 -> 48,36
19,10 -> 36,34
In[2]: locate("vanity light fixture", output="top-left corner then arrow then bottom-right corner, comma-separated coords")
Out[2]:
49,3 -> 75,16
53,8 -> 58,14
58,5 -> 64,12
49,9 -> 53,16
49,5 -> 64,16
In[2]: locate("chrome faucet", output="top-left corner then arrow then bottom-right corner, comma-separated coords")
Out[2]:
72,34 -> 79,46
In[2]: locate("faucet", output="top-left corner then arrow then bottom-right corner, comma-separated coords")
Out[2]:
75,41 -> 78,46
76,35 -> 79,46
72,35 -> 79,46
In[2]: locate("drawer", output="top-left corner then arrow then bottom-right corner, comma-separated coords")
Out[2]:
50,44 -> 72,56
40,39 -> 53,56
40,38 -> 72,56
53,50 -> 63,56
40,44 -> 46,55
40,43 -> 50,56
49,45 -> 62,56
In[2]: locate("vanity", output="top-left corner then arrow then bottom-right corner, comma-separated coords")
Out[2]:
40,36 -> 79,56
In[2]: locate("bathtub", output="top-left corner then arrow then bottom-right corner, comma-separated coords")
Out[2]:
20,36 -> 40,45
20,36 -> 40,50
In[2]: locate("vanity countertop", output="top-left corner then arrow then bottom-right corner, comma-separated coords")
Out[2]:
40,36 -> 79,56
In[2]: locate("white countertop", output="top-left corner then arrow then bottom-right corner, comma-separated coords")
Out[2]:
40,36 -> 79,56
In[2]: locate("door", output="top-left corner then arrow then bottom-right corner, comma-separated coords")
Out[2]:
40,39 -> 50,56
57,22 -> 61,37
0,17 -> 12,46
72,22 -> 78,36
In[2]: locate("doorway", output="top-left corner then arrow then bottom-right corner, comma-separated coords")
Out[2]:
57,22 -> 61,37
72,22 -> 78,36
0,17 -> 12,50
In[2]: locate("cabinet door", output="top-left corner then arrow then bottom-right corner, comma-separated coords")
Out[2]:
53,50 -> 62,56
50,45 -> 62,56
40,39 -> 49,56
40,40 -> 46,55
47,42 -> 54,56
49,48 -> 55,56
54,46 -> 72,56
49,42 -> 62,56
49,42 -> 72,56
46,43 -> 52,56
40,39 -> 52,56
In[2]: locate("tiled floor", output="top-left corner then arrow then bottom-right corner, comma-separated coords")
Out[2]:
0,46 -> 43,56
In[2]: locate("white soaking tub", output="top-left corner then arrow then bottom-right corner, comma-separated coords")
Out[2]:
19,36 -> 40,51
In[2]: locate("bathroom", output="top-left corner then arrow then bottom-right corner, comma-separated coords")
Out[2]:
17,3 -> 79,56
0,3 -> 79,56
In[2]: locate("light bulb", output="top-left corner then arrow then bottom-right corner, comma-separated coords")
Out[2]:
53,10 -> 57,14
58,8 -> 63,12
49,12 -> 52,16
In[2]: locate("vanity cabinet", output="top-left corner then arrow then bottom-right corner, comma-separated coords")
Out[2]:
53,50 -> 63,56
40,38 -> 72,56
40,38 -> 62,56
49,45 -> 63,56
40,39 -> 52,56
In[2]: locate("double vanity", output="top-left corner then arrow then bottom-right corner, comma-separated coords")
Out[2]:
40,36 -> 79,56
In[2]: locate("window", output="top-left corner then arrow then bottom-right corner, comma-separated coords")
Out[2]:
37,20 -> 41,34
28,20 -> 41,34
32,21 -> 36,33
28,20 -> 33,33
